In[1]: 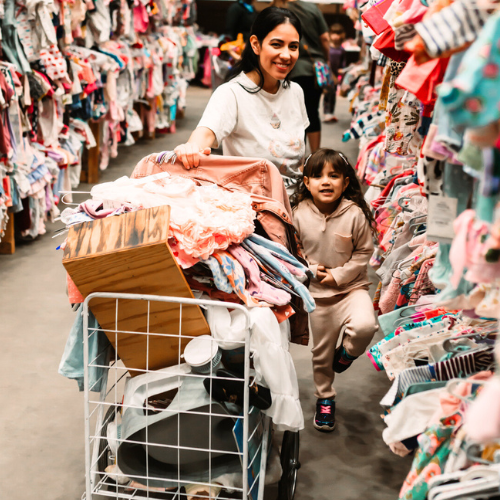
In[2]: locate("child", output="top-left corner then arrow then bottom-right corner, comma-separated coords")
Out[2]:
323,24 -> 347,123
292,149 -> 378,432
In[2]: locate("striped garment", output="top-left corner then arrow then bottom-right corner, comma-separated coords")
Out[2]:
394,24 -> 417,51
381,365 -> 434,407
381,346 -> 494,407
432,346 -> 494,380
415,0 -> 489,58
342,110 -> 385,141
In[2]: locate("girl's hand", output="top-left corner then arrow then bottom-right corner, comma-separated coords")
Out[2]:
174,142 -> 211,169
317,265 -> 337,287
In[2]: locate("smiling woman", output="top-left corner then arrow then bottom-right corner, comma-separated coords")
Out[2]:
173,7 -> 310,195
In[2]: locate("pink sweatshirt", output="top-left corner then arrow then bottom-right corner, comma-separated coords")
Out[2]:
293,197 -> 374,298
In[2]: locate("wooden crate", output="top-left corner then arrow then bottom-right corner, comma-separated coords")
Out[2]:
63,205 -> 210,375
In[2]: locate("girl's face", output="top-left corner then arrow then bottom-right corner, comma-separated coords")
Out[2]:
250,23 -> 300,84
304,162 -> 350,214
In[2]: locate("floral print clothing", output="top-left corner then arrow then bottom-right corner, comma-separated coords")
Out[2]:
399,412 -> 462,500
385,61 -> 422,156
385,86 -> 422,156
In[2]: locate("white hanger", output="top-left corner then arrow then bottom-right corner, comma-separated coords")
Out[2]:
445,376 -> 492,405
59,190 -> 91,206
431,476 -> 500,499
428,463 -> 500,496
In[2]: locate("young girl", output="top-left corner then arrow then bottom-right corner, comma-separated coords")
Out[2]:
293,148 -> 378,432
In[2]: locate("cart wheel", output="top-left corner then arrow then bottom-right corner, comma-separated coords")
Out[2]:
277,431 -> 300,500
97,405 -> 119,482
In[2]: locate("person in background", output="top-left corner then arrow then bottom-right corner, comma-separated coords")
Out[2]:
272,0 -> 330,153
323,23 -> 347,123
292,149 -> 378,432
225,0 -> 258,41
174,8 -> 310,196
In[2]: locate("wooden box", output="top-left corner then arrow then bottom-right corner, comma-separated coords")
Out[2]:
63,205 -> 210,375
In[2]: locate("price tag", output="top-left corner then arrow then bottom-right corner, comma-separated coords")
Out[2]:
426,195 -> 458,243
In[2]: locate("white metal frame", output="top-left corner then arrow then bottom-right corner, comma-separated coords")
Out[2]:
82,292 -> 270,500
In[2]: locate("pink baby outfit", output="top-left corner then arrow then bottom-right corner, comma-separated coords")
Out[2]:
131,153 -> 295,251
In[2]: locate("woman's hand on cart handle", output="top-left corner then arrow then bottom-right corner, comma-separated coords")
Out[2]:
174,126 -> 216,169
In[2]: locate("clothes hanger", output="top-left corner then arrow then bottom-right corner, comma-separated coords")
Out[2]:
431,476 -> 500,500
59,190 -> 91,206
428,463 -> 500,495
409,213 -> 427,227
52,228 -> 69,239
397,254 -> 417,271
445,378 -> 491,404
466,442 -> 500,466
392,311 -> 450,328
389,253 -> 421,280
442,331 -> 496,354
428,448 -> 500,499
398,196 -> 414,213
391,301 -> 442,327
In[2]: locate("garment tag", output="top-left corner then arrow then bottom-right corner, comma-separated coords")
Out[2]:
426,195 -> 458,243
103,199 -> 124,210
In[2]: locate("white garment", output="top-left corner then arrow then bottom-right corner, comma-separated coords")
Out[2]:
378,319 -> 452,364
382,388 -> 444,445
383,327 -> 473,379
87,0 -> 111,44
198,72 -> 309,183
206,305 -> 304,432
90,175 -> 255,260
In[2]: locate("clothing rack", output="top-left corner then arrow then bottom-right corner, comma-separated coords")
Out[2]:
340,0 -> 500,496
0,0 -> 213,255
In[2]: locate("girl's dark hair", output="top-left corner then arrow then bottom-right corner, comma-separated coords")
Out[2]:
292,148 -> 377,235
226,7 -> 302,92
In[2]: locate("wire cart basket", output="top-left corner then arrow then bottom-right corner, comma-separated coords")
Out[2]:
81,292 -> 300,500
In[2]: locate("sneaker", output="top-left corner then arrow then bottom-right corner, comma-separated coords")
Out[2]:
332,345 -> 358,373
322,114 -> 338,123
313,398 -> 336,432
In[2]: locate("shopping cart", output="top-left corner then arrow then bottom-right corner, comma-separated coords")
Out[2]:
81,292 -> 300,500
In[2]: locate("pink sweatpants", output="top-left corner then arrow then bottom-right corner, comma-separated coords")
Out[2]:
310,287 -> 378,399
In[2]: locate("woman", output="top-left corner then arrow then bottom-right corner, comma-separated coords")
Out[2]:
174,7 -> 309,195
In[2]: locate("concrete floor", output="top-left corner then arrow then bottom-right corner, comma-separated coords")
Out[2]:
0,86 -> 411,500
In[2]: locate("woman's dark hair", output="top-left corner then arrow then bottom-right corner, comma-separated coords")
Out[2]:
226,7 -> 302,92
292,148 -> 377,235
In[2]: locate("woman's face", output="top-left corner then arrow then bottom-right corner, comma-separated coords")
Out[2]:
250,22 -> 300,82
